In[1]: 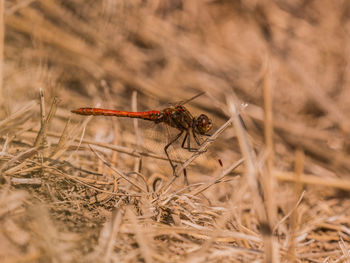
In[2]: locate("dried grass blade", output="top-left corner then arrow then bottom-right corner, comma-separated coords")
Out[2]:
338,237 -> 350,263
263,61 -> 276,226
127,207 -> 153,263
44,164 -> 142,197
88,144 -> 147,193
96,208 -> 125,261
0,147 -> 37,173
0,101 -> 36,128
273,171 -> 350,191
5,0 -> 37,16
190,158 -> 244,196
33,91 -> 59,148
25,129 -> 180,163
227,95 -> 277,263
120,225 -> 261,243
273,190 -> 305,234
0,134 -> 8,154
10,177 -> 41,186
50,117 -> 71,159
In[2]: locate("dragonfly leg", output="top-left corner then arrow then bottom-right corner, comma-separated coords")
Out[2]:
181,132 -> 188,148
181,130 -> 206,153
164,130 -> 184,175
181,131 -> 197,152
193,130 -> 201,146
192,130 -> 207,153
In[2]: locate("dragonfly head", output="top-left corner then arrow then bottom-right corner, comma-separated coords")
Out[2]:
194,114 -> 212,135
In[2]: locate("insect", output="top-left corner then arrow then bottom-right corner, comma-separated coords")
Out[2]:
71,93 -> 212,175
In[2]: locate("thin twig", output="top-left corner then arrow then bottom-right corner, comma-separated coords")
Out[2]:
10,177 -> 42,185
190,158 -> 244,196
88,144 -> 147,193
34,91 -> 59,148
273,190 -> 305,234
50,116 -> 72,159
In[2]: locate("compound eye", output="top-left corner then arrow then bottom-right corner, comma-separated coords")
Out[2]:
196,114 -> 212,134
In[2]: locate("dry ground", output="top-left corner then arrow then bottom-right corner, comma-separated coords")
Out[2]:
1,1 -> 350,262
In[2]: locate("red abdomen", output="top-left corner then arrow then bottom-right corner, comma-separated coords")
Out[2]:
71,108 -> 161,121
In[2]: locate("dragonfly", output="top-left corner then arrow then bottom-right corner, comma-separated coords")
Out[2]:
71,92 -> 213,175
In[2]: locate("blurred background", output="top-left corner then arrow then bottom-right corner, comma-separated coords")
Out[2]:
1,0 -> 350,262
3,0 -> 349,118
4,0 -> 350,175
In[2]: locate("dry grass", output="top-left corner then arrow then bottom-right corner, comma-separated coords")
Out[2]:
1,1 -> 350,262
